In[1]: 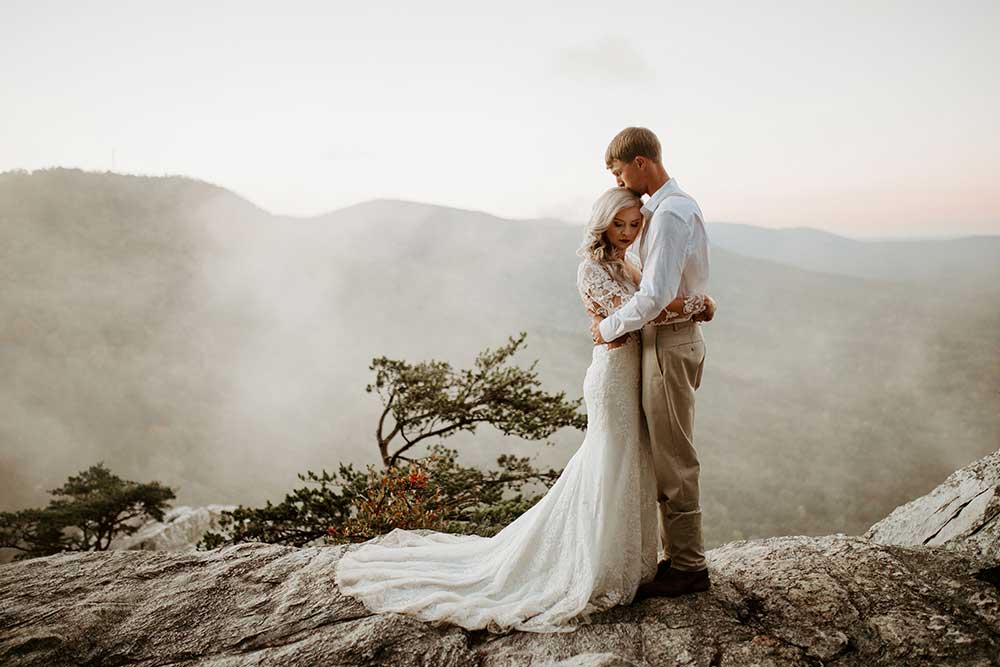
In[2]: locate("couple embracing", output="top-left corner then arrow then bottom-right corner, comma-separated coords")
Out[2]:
335,126 -> 717,634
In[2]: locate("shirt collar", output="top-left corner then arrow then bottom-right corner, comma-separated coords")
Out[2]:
640,177 -> 679,217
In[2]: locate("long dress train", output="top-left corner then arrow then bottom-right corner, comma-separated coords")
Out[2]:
333,259 -> 659,633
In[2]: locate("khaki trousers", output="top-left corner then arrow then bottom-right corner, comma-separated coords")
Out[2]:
640,319 -> 707,572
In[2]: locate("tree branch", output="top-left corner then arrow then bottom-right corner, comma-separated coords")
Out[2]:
389,416 -> 492,465
377,391 -> 397,466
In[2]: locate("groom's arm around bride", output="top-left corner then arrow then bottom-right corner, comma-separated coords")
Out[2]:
592,126 -> 714,598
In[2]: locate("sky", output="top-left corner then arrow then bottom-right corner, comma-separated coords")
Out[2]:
1,0 -> 998,238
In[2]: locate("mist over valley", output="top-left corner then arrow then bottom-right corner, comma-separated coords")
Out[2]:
2,168 -> 997,559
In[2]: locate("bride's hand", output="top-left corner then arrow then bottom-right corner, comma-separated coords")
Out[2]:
693,295 -> 717,322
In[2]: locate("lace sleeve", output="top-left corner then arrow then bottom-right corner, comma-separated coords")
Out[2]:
577,260 -> 631,318
651,294 -> 708,325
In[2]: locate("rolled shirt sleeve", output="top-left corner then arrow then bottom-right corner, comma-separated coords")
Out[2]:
598,209 -> 691,341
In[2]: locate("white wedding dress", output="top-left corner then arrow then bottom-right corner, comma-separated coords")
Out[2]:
334,258 -> 659,633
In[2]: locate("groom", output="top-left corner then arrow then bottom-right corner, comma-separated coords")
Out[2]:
590,126 -> 713,598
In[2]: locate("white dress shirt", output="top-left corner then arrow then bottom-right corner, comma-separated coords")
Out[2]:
598,177 -> 710,341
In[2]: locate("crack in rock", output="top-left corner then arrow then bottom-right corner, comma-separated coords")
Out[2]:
922,487 -> 994,545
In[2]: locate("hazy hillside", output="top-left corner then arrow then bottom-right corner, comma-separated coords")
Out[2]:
2,168 -> 998,553
707,221 -> 1000,291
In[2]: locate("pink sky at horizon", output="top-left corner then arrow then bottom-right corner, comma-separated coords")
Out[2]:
2,1 -> 997,239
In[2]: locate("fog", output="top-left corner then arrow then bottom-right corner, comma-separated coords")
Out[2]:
2,168 -> 997,559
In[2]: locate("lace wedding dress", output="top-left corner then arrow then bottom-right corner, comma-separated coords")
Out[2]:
333,258 -> 660,633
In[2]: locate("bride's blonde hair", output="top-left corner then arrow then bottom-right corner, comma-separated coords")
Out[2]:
577,187 -> 644,287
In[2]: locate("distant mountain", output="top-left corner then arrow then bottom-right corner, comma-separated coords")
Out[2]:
2,168 -> 997,553
706,221 -> 1000,290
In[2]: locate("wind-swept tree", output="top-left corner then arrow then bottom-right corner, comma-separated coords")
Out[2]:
369,331 -> 587,467
200,332 -> 588,547
0,462 -> 176,560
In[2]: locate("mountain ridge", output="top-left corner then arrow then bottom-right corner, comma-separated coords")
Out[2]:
2,167 -> 997,554
5,167 -> 997,244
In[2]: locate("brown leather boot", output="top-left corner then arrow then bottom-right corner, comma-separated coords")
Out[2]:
637,566 -> 710,599
655,558 -> 672,580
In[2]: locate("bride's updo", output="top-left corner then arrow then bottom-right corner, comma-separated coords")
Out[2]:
577,187 -> 644,287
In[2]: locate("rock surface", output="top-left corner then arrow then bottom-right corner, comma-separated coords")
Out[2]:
2,533 -> 998,666
108,504 -> 239,552
866,449 -> 1000,558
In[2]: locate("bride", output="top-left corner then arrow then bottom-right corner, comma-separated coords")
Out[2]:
334,187 -> 714,634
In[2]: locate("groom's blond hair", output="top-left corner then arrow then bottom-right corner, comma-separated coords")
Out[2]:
604,127 -> 662,167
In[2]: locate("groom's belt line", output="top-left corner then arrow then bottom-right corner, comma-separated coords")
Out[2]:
646,319 -> 695,332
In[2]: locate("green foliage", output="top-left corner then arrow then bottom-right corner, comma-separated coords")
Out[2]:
335,444 -> 565,540
201,332 -> 585,547
199,463 -> 365,549
200,444 -> 562,549
369,331 -> 587,467
331,456 -> 446,540
0,462 -> 176,560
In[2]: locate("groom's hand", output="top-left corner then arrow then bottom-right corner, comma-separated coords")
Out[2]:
590,316 -> 607,345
